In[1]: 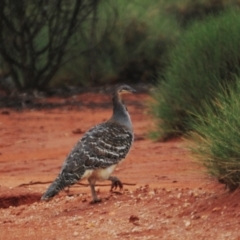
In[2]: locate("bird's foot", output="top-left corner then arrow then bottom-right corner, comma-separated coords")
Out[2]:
108,176 -> 123,192
90,198 -> 102,204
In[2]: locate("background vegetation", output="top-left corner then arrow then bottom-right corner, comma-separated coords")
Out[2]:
151,8 -> 240,140
0,0 -> 182,91
1,0 -> 240,92
52,0 -> 181,88
0,0 -> 101,90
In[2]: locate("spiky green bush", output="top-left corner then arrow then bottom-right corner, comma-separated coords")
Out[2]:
151,8 -> 240,140
189,79 -> 240,190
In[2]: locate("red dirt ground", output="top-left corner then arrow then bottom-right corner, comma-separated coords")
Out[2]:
0,92 -> 240,239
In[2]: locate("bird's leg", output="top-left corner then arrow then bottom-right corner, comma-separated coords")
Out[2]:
108,176 -> 123,191
88,178 -> 102,204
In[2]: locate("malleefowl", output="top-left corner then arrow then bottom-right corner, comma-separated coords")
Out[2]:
41,85 -> 136,203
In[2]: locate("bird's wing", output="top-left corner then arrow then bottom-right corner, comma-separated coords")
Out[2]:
60,122 -> 133,176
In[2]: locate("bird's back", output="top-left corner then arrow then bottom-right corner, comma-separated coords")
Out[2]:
60,121 -> 133,177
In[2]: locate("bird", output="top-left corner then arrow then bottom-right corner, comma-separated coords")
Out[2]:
41,84 -> 136,203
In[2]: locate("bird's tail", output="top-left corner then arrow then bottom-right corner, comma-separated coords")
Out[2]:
41,175 -> 66,201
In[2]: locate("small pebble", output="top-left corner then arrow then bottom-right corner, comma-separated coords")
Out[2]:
73,231 -> 79,237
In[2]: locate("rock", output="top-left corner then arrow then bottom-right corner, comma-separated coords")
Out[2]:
184,220 -> 191,228
73,231 -> 79,237
129,215 -> 140,224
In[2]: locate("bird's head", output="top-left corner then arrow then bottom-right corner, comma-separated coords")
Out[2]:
115,85 -> 136,96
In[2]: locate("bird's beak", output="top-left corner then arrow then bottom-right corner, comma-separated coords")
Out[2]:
131,88 -> 137,93
120,88 -> 136,95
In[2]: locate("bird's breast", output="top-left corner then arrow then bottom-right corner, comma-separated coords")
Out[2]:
81,169 -> 94,179
88,164 -> 117,181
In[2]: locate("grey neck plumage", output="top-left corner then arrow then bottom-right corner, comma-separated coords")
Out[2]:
109,93 -> 133,131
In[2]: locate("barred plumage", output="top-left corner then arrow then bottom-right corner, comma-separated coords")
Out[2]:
41,85 -> 135,203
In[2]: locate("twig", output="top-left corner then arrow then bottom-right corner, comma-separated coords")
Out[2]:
18,180 -> 136,187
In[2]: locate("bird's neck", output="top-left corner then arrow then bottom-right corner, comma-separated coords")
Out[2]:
110,94 -> 132,131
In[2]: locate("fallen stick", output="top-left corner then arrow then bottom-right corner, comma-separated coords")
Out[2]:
18,181 -> 136,187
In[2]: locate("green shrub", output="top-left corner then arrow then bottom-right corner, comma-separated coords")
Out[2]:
151,8 -> 240,140
189,79 -> 240,190
165,0 -> 237,27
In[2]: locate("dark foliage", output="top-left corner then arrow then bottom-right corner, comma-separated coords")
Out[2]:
0,0 -> 99,90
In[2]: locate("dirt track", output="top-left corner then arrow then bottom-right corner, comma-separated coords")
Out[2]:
0,92 -> 240,239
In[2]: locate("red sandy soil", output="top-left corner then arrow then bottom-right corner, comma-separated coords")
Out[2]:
0,92 -> 240,239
